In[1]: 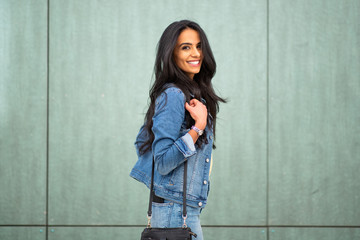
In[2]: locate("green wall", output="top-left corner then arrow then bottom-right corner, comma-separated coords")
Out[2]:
1,0 -> 359,239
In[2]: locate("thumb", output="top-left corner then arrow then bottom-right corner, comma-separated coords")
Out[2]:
185,102 -> 191,111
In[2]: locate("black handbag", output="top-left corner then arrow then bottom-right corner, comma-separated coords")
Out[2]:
140,158 -> 197,240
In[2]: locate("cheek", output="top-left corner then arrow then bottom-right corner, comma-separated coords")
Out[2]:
174,58 -> 182,69
175,54 -> 186,67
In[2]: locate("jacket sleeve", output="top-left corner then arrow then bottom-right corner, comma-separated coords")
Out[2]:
152,87 -> 197,175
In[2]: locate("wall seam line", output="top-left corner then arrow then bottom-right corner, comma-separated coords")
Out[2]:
266,0 -> 270,239
46,0 -> 50,239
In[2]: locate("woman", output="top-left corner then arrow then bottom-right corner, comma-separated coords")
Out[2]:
130,20 -> 225,239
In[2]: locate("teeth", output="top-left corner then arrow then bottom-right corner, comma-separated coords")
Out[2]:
188,61 -> 199,64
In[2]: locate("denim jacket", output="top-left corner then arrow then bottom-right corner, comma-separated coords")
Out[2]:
130,86 -> 213,208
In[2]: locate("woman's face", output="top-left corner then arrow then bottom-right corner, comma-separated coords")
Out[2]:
173,28 -> 203,79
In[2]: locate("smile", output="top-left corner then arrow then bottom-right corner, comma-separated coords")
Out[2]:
187,60 -> 200,66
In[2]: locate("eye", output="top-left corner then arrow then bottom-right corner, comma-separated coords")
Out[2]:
197,44 -> 202,49
181,45 -> 190,50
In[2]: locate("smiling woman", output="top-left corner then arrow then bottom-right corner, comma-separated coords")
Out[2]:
130,20 -> 226,240
173,28 -> 203,79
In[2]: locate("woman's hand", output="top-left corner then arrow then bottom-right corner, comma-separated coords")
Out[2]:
185,99 -> 207,130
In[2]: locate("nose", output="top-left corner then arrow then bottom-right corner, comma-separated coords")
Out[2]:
191,47 -> 201,57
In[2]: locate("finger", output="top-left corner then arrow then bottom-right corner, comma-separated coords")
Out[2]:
190,99 -> 198,106
185,102 -> 192,110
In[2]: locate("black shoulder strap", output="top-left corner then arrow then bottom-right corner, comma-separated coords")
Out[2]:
147,157 -> 188,221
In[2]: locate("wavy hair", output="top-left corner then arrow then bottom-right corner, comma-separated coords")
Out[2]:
139,20 -> 226,154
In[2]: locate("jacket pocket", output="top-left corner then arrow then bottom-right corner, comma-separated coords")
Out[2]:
167,164 -> 184,192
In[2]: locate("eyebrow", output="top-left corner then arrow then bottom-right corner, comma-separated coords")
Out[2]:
179,42 -> 201,47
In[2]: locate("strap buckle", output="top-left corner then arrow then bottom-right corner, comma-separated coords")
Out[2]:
147,215 -> 152,228
182,214 -> 187,228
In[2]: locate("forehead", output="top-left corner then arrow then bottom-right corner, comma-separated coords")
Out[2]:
177,28 -> 201,44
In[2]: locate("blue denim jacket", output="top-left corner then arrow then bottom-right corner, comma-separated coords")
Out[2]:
130,86 -> 213,208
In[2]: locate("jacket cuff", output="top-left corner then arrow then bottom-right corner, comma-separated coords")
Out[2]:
174,133 -> 197,158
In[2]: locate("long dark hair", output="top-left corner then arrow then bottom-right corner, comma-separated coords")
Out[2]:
139,20 -> 226,154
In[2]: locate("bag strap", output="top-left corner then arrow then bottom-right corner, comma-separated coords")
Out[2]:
147,156 -> 188,228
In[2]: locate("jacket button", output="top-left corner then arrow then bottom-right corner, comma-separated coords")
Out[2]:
206,158 -> 209,163
203,180 -> 207,185
198,202 -> 203,207
209,135 -> 213,140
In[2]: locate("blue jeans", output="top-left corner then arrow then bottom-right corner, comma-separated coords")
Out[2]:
151,200 -> 203,240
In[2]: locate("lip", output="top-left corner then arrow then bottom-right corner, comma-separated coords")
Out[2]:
187,60 -> 201,66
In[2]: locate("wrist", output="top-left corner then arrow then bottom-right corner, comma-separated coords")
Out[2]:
194,121 -> 206,130
191,125 -> 204,136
